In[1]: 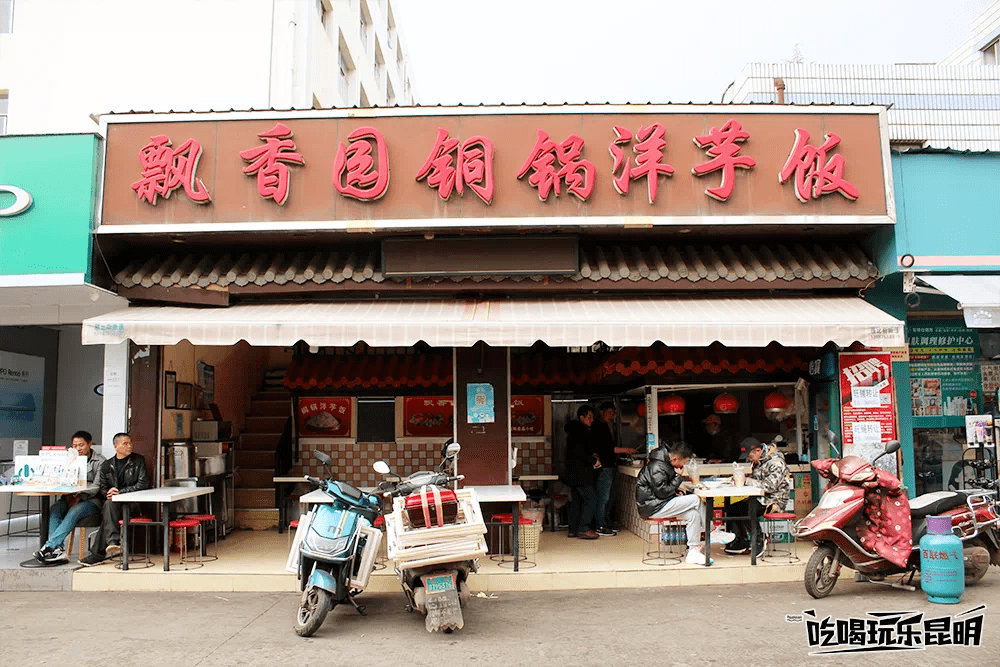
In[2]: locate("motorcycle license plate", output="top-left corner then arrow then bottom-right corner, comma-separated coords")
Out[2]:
425,574 -> 456,593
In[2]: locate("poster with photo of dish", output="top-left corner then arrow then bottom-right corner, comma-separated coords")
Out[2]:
297,397 -> 352,437
511,396 -> 545,436
403,397 -> 454,437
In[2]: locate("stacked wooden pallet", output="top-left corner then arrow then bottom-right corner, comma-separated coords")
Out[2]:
385,487 -> 488,570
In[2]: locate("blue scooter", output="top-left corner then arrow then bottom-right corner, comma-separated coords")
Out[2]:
294,451 -> 383,637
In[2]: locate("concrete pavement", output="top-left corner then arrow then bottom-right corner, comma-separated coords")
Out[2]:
2,577 -> 997,666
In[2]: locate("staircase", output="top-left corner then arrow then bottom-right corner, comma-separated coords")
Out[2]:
234,370 -> 291,531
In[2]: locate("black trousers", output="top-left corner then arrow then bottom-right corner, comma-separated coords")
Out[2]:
725,497 -> 763,544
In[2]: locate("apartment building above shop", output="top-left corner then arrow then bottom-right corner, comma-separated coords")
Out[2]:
722,2 -> 1000,151
0,0 -> 415,135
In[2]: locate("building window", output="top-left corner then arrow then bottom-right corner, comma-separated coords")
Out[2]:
338,47 -> 352,104
0,93 -> 8,135
1,0 -> 13,34
360,6 -> 370,54
983,39 -> 998,66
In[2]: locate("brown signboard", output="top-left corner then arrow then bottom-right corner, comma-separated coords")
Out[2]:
101,107 -> 891,230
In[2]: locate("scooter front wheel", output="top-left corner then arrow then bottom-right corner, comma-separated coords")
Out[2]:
295,586 -> 332,637
805,545 -> 841,599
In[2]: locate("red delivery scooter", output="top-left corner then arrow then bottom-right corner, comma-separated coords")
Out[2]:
793,437 -> 1000,599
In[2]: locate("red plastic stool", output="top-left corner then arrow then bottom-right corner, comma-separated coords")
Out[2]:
168,518 -> 204,570
287,519 -> 300,548
489,513 -> 513,561
185,514 -> 219,562
115,517 -> 154,570
496,516 -> 538,569
642,517 -> 685,566
372,514 -> 388,570
761,512 -> 799,563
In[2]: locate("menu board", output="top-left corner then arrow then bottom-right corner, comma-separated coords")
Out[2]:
511,396 -> 545,436
297,397 -> 352,437
403,397 -> 454,437
908,321 -> 981,416
839,351 -> 897,465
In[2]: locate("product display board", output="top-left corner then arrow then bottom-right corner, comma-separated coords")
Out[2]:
909,321 -> 982,417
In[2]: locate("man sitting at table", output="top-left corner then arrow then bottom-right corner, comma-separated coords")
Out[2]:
635,441 -> 716,565
724,437 -> 791,557
79,432 -> 149,566
32,430 -> 106,564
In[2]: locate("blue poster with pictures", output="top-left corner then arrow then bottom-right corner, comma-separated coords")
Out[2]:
467,383 -> 495,424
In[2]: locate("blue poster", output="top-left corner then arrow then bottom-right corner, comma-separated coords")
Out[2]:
0,351 -> 45,446
467,383 -> 495,424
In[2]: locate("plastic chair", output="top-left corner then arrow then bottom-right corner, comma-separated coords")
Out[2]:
168,518 -> 204,570
642,517 -> 686,566
114,517 -> 155,569
761,512 -> 799,563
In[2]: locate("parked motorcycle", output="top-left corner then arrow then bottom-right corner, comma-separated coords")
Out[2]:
794,437 -> 1000,599
293,451 -> 383,637
374,442 -> 487,633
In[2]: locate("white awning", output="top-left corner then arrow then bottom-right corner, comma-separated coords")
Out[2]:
920,275 -> 1000,328
81,296 -> 904,349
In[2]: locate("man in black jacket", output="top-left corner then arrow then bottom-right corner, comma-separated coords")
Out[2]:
562,405 -> 599,540
79,432 -> 150,566
635,441 -> 712,565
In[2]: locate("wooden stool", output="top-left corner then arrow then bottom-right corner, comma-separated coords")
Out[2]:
66,513 -> 103,561
168,518 -> 204,570
642,517 -> 685,566
114,517 -> 155,569
761,512 -> 799,563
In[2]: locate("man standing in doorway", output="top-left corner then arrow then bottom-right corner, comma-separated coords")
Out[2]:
592,402 -> 637,535
79,432 -> 149,566
562,405 -> 600,540
32,431 -> 105,564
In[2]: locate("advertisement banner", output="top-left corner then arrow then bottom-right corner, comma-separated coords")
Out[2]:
908,321 -> 981,416
0,351 -> 45,450
839,351 -> 897,465
511,396 -> 545,437
403,397 -> 454,438
296,397 -> 352,438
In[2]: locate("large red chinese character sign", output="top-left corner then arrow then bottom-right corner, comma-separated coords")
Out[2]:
131,134 -> 211,205
610,124 -> 675,204
415,128 -> 495,204
691,119 -> 756,202
778,129 -> 859,203
517,130 -> 595,201
333,126 -> 390,201
239,123 -> 304,205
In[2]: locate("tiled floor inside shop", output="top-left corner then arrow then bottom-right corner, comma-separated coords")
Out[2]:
64,527 -> 812,593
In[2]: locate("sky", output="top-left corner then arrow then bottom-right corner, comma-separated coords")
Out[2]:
393,0 -> 994,105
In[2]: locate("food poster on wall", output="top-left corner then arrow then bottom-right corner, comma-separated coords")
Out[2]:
466,383 -> 495,424
403,397 -> 454,437
297,397 -> 352,437
0,351 -> 45,453
908,321 -> 981,416
839,351 -> 897,469
511,396 -> 545,436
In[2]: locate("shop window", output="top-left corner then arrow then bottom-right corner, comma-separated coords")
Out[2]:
357,397 -> 394,442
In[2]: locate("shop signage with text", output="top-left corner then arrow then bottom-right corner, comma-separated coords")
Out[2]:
839,351 -> 897,463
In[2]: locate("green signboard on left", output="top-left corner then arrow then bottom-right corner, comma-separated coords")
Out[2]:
0,134 -> 101,280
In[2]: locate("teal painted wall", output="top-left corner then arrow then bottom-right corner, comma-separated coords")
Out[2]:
890,152 -> 1000,273
0,134 -> 101,280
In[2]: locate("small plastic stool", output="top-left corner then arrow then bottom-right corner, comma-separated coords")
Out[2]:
642,517 -> 685,566
496,516 -> 538,569
185,514 -> 219,562
168,518 -> 204,570
489,513 -> 514,561
372,514 -> 387,571
115,517 -> 154,570
288,519 -> 300,548
761,512 -> 799,563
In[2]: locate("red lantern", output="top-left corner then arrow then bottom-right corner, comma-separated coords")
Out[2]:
658,394 -> 685,416
637,402 -> 647,417
713,392 -> 739,414
764,391 -> 789,419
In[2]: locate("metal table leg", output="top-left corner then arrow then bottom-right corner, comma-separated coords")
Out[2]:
39,496 -> 51,549
750,498 -> 759,566
162,502 -> 171,571
512,500 -> 520,572
121,504 -> 130,571
703,498 -> 712,567
277,481 -> 287,534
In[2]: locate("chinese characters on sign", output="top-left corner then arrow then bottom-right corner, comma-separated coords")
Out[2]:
799,607 -> 986,655
297,397 -> 352,438
908,321 -> 982,417
403,397 -> 454,438
129,123 -> 859,207
839,351 -> 897,467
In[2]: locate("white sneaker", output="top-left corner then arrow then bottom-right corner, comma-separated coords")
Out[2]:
709,528 -> 736,545
685,548 -> 714,565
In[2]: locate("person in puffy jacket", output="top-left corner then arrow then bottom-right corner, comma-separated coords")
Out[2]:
635,441 -> 712,565
725,438 -> 791,557
562,405 -> 600,540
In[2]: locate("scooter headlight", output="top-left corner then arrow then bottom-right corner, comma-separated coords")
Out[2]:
818,489 -> 857,509
304,533 -> 352,556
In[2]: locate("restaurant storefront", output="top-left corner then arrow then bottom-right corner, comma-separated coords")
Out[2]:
81,105 -> 905,534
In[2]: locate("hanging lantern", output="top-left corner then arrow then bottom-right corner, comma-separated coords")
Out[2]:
637,402 -> 647,418
713,392 -> 739,414
764,391 -> 790,419
658,394 -> 686,416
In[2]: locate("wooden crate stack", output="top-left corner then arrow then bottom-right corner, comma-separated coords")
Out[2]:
385,487 -> 488,570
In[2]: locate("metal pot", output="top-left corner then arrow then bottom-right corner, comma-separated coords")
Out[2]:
165,442 -> 195,480
196,455 -> 226,477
